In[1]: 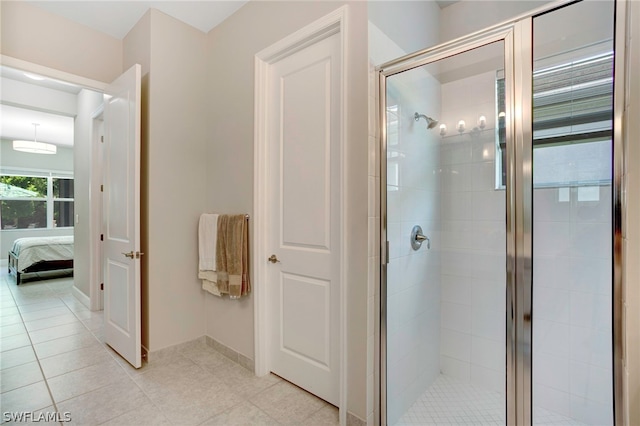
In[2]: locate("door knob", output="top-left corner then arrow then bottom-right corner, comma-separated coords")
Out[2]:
268,254 -> 280,264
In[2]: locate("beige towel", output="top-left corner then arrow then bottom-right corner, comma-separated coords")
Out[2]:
216,214 -> 251,298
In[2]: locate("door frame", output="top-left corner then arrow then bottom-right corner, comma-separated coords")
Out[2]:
378,23 -> 520,426
253,5 -> 349,423
90,105 -> 105,311
0,55 -> 108,313
376,0 -> 628,424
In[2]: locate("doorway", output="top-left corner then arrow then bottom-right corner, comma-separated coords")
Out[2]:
379,1 -> 622,424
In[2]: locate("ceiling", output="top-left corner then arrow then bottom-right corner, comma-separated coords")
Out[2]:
2,1 -> 250,148
3,1 -> 457,148
26,1 -> 456,41
26,1 -> 249,40
0,104 -> 74,148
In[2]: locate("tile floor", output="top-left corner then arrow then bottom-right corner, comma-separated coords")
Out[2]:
0,272 -> 338,425
396,375 -> 585,426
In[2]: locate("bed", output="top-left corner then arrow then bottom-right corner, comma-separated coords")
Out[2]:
8,236 -> 74,284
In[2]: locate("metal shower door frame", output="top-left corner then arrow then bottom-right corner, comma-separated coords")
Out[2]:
377,0 -> 627,424
378,20 -> 527,425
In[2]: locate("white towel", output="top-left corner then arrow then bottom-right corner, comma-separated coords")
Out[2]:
198,214 -> 218,271
199,214 -> 221,297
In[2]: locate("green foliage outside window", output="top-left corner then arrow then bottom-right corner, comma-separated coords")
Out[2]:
0,175 -> 74,229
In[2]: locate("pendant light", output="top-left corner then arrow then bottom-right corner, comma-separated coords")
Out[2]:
13,123 -> 57,155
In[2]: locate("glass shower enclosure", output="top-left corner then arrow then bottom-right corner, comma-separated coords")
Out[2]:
379,1 -> 619,425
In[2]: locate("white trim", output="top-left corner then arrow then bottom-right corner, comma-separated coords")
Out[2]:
1,55 -> 109,91
253,6 -> 349,425
90,104 -> 105,312
338,7 -> 349,426
72,284 -> 91,309
0,167 -> 73,177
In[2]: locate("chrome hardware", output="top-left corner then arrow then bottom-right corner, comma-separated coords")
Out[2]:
411,225 -> 430,250
268,254 -> 280,264
123,251 -> 144,259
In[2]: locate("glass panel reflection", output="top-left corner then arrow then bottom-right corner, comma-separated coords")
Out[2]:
532,1 -> 614,425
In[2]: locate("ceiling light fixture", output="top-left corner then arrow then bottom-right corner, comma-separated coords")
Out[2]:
13,123 -> 57,155
23,72 -> 45,81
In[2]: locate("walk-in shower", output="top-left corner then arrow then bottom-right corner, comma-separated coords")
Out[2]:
379,1 -> 623,425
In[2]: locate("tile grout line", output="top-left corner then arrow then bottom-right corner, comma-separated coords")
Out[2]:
3,277 -> 64,425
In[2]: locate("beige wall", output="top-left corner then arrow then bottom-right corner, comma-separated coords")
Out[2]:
205,1 -> 370,420
0,1 -> 122,83
123,9 -> 208,353
439,0 -> 552,44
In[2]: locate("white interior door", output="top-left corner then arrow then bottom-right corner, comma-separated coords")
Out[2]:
103,64 -> 142,368
267,32 -> 341,405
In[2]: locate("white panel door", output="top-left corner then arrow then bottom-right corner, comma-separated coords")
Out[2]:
103,64 -> 142,368
267,32 -> 341,405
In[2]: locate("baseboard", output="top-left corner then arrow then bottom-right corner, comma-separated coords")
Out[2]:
147,336 -> 207,363
347,412 -> 366,426
146,335 -> 254,374
205,335 -> 255,372
72,285 -> 91,309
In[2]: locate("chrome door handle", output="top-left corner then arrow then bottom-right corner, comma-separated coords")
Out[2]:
268,254 -> 280,264
122,251 -> 144,259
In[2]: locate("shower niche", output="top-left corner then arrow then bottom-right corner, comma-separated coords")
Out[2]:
380,1 -> 616,425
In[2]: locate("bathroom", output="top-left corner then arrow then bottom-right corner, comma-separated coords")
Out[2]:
372,0 -> 620,424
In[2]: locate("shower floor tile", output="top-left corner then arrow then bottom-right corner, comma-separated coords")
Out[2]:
396,375 -> 585,426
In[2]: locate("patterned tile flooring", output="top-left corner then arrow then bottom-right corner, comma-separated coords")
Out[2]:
0,272 -> 338,425
396,375 -> 585,426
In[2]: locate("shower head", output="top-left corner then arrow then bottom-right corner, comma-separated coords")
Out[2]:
414,112 -> 439,129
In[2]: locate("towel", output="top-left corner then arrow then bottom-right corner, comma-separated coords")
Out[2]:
198,214 -> 218,271
216,214 -> 251,298
198,214 -> 221,296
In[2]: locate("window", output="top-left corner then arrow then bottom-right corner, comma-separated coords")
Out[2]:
496,48 -> 614,188
0,172 -> 74,229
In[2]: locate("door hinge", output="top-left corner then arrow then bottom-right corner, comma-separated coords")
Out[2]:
385,241 -> 390,265
100,234 -> 103,241
100,283 -> 104,290
100,135 -> 104,143
100,184 -> 104,192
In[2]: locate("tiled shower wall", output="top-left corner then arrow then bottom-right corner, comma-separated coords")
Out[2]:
438,71 -> 507,394
384,67 -> 442,425
533,185 -> 613,425
437,69 -> 613,425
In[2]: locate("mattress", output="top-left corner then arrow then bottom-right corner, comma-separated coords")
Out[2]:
11,236 -> 74,272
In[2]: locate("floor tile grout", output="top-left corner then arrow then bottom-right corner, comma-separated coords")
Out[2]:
1,272 -> 338,426
2,275 -> 63,421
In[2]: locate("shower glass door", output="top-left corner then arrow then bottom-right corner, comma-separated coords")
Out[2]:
381,2 -> 620,425
531,1 -> 615,424
382,39 -> 508,425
